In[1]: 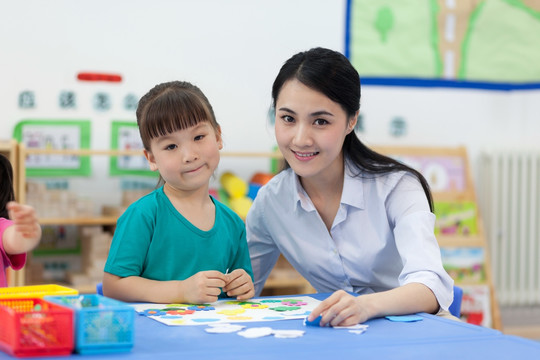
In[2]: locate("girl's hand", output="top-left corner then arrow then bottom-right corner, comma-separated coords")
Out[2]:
181,271 -> 227,304
7,202 -> 41,241
307,290 -> 371,327
4,202 -> 41,254
223,269 -> 255,300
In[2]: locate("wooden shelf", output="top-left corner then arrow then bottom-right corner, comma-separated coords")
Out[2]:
437,234 -> 485,248
378,145 -> 502,330
73,283 -> 99,294
22,147 -> 283,159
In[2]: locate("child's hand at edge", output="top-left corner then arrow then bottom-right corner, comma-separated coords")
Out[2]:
4,202 -> 41,254
181,270 -> 227,304
223,269 -> 255,300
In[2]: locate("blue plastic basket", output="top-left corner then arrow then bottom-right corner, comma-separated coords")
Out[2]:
44,294 -> 134,354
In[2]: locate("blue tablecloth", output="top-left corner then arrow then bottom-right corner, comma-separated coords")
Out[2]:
2,293 -> 540,359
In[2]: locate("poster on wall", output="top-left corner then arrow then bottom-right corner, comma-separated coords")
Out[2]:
346,0 -> 540,89
109,121 -> 154,176
13,120 -> 91,176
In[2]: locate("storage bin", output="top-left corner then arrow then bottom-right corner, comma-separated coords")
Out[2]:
0,284 -> 78,299
45,294 -> 135,354
0,298 -> 74,358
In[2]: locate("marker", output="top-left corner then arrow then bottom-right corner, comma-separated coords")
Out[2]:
304,315 -> 324,327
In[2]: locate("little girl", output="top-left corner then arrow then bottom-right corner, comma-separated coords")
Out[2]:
103,81 -> 254,304
1,154 -> 41,287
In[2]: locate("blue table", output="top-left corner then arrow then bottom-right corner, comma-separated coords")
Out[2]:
2,293 -> 540,359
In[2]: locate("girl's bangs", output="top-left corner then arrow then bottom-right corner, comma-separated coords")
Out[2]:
144,93 -> 211,139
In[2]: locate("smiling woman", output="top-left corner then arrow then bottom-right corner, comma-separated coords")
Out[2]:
246,47 -> 455,327
274,78 -> 357,230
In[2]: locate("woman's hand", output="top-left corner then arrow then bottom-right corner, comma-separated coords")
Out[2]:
307,290 -> 373,327
223,269 -> 255,300
307,284 -> 439,327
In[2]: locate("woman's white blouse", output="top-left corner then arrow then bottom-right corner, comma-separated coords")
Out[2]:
246,166 -> 454,310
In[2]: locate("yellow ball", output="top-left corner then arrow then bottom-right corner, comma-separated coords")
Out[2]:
220,172 -> 247,199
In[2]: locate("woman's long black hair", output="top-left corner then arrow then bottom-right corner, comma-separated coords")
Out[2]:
271,47 -> 434,211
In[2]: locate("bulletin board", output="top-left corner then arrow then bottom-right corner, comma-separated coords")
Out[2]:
12,120 -> 91,177
346,0 -> 540,89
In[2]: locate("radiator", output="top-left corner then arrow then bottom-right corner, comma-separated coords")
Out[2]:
478,150 -> 540,306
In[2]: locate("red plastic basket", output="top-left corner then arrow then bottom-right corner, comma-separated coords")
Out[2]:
0,298 -> 74,358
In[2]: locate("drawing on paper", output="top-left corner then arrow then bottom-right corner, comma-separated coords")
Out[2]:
132,296 -> 321,326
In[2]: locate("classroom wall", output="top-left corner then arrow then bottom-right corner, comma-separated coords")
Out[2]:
1,0 -> 540,205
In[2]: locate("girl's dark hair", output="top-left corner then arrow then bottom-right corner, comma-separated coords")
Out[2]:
136,81 -> 219,151
0,154 -> 15,219
271,47 -> 433,211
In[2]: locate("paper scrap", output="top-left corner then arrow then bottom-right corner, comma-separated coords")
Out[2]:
205,324 -> 246,333
272,330 -> 305,338
348,329 -> 367,335
237,327 -> 274,338
333,324 -> 369,330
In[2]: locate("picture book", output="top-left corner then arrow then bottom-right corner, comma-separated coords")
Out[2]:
460,284 -> 492,328
434,201 -> 478,236
440,247 -> 486,283
391,155 -> 466,192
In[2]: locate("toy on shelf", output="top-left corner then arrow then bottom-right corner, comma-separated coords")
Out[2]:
248,172 -> 273,199
220,172 -> 252,220
210,172 -> 274,219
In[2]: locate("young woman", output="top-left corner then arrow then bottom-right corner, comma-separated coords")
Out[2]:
103,81 -> 254,304
246,48 -> 454,326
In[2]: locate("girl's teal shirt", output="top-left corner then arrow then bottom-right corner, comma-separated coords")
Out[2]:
104,186 -> 253,293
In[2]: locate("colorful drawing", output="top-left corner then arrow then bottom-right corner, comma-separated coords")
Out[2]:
132,296 -> 321,326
